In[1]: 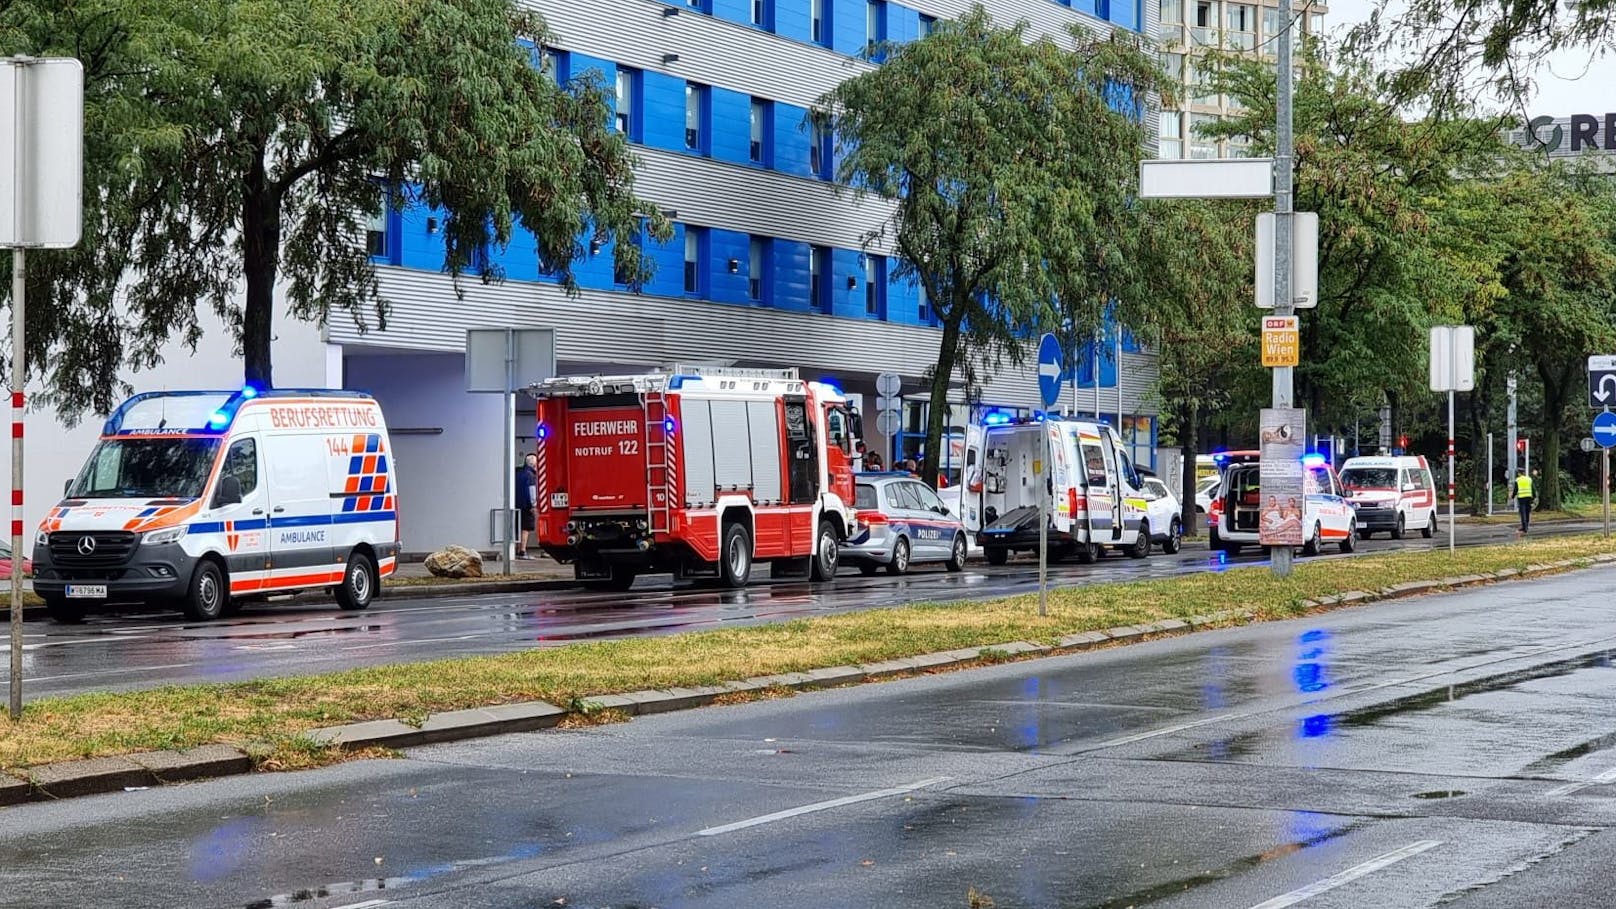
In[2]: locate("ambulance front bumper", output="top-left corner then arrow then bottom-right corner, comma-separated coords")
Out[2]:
31,541 -> 193,601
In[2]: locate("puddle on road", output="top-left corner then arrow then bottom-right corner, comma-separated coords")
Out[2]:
1521,730 -> 1616,777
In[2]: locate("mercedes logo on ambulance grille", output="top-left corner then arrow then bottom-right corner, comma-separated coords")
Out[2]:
76,536 -> 97,556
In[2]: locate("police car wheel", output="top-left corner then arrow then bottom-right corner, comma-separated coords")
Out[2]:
336,552 -> 377,611
1422,514 -> 1437,539
1127,522 -> 1150,559
946,534 -> 968,572
184,560 -> 227,621
886,538 -> 911,576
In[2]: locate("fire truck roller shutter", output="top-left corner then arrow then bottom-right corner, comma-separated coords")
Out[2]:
710,401 -> 754,494
683,401 -> 717,508
747,401 -> 783,504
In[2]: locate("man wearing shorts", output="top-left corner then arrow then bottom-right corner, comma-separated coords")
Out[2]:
515,452 -> 538,558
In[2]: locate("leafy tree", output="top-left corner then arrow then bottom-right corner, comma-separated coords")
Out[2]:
1136,200 -> 1258,534
0,0 -> 666,415
819,4 -> 1162,486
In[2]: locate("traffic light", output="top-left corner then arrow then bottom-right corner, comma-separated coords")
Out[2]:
1398,435 -> 1409,450
1517,439 -> 1527,453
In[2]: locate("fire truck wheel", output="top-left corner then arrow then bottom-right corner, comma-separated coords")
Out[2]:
946,534 -> 968,572
886,537 -> 911,576
985,547 -> 1009,566
1127,521 -> 1151,559
720,523 -> 753,588
809,520 -> 839,582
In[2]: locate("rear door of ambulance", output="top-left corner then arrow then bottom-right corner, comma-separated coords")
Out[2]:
262,428 -> 339,590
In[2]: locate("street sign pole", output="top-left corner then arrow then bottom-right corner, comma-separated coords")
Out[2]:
1593,409 -> 1616,538
1447,388 -> 1455,553
1430,326 -> 1474,554
1487,433 -> 1494,516
1037,334 -> 1062,618
1270,0 -> 1296,579
7,247 -> 19,720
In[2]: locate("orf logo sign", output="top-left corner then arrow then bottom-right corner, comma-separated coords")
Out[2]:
1522,113 -> 1616,154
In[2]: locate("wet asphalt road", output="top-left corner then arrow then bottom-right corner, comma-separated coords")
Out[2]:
2,520 -> 1600,699
7,567 -> 1616,907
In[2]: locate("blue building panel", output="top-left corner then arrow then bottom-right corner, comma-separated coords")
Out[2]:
398,198 -> 447,273
573,236 -> 621,290
886,3 -> 919,44
1066,0 -> 1100,18
775,0 -> 812,42
832,0 -> 867,56
486,225 -> 537,281
771,240 -> 812,312
568,53 -> 616,92
829,248 -> 866,319
887,271 -> 920,325
641,71 -> 689,153
641,226 -> 685,298
710,87 -> 754,166
774,103 -> 813,177
712,0 -> 752,26
1109,0 -> 1141,31
707,229 -> 754,304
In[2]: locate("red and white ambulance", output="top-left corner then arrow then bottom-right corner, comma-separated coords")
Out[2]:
1338,455 -> 1438,540
529,367 -> 860,589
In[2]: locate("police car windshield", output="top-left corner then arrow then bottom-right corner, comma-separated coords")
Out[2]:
69,438 -> 222,499
1341,468 -> 1397,490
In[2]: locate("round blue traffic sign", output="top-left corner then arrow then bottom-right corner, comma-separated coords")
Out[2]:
1594,411 -> 1616,449
1037,333 -> 1063,409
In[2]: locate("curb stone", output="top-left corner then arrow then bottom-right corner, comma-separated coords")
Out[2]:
11,552 -> 1616,805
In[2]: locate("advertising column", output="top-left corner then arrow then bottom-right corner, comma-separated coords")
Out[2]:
1259,408 -> 1307,548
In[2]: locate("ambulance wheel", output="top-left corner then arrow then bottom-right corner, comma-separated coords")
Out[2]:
1422,514 -> 1437,539
1301,523 -> 1322,557
808,520 -> 839,583
985,547 -> 1009,566
1340,520 -> 1358,554
183,559 -> 228,621
1075,541 -> 1101,564
1163,518 -> 1183,555
1391,514 -> 1405,540
720,523 -> 753,588
946,534 -> 968,572
1127,522 -> 1151,559
886,538 -> 911,576
42,594 -> 85,624
335,552 -> 377,611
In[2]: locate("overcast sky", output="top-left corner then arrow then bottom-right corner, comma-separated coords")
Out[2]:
1322,0 -> 1614,117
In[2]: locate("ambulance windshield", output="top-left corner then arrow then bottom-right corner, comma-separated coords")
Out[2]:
1340,467 -> 1397,490
68,438 -> 222,500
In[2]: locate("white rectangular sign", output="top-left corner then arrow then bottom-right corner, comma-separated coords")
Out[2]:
1138,158 -> 1275,199
0,57 -> 84,248
1255,212 -> 1319,309
1590,355 -> 1616,372
1429,325 -> 1475,392
466,328 -> 556,393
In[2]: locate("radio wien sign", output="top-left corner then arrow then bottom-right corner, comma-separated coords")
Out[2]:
1261,316 -> 1300,368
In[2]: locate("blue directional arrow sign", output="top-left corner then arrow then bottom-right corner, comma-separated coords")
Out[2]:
1595,411 -> 1616,449
1037,333 -> 1063,409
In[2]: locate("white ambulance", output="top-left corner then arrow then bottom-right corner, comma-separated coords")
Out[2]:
960,416 -> 1152,564
33,389 -> 400,623
1338,455 -> 1438,540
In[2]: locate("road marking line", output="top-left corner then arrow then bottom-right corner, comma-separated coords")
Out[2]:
1547,766 -> 1616,797
330,901 -> 388,909
1246,840 -> 1442,909
697,777 -> 950,836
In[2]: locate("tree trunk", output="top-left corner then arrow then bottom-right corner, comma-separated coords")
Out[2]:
920,312 -> 963,490
1538,364 -> 1569,511
1179,398 -> 1200,537
241,150 -> 282,390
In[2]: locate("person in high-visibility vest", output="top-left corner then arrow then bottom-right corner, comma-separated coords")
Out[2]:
1510,469 -> 1536,534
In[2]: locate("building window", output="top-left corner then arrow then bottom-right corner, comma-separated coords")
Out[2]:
1161,0 -> 1183,25
1308,11 -> 1324,35
1163,52 -> 1184,83
1159,112 -> 1183,159
365,191 -> 390,260
749,97 -> 772,165
1193,0 -> 1217,45
685,0 -> 709,12
748,236 -> 768,302
540,47 -> 567,84
685,82 -> 708,153
614,67 -> 640,141
811,0 -> 830,46
864,254 -> 885,317
809,115 -> 832,180
684,226 -> 705,295
751,0 -> 772,28
811,245 -> 831,313
1225,3 -> 1255,49
918,13 -> 936,37
1190,112 -> 1220,159
866,1 -> 886,57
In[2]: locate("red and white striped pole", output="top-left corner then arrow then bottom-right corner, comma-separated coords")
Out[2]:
9,247 -> 24,720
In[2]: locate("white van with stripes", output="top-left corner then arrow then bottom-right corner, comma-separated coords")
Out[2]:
32,388 -> 400,623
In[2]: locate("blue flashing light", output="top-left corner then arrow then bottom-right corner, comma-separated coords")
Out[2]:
664,416 -> 677,435
983,409 -> 1012,426
1302,454 -> 1327,468
207,410 -> 231,429
536,422 -> 549,441
239,385 -> 258,399
818,376 -> 843,394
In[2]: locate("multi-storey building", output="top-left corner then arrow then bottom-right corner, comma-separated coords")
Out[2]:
1154,0 -> 1325,160
8,0 -> 1168,555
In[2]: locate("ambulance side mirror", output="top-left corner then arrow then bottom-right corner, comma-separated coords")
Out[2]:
212,475 -> 242,508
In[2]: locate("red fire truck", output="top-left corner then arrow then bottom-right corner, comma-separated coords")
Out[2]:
529,367 -> 861,590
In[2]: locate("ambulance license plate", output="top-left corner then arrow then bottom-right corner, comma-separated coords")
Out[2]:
65,584 -> 107,599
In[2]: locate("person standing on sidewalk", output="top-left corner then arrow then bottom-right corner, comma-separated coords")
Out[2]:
515,452 -> 538,559
1510,468 -> 1535,534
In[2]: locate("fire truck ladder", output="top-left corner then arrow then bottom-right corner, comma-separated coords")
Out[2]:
644,392 -> 673,535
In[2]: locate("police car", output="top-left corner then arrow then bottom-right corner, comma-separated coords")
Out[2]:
843,473 -> 969,575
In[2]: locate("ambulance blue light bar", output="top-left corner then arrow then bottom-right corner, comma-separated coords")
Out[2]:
102,388 -> 373,436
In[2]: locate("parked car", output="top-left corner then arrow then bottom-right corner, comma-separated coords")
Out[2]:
1339,455 -> 1438,539
0,542 -> 32,578
1194,474 -> 1221,514
1212,456 -> 1357,556
844,473 -> 969,575
1139,477 -> 1185,554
